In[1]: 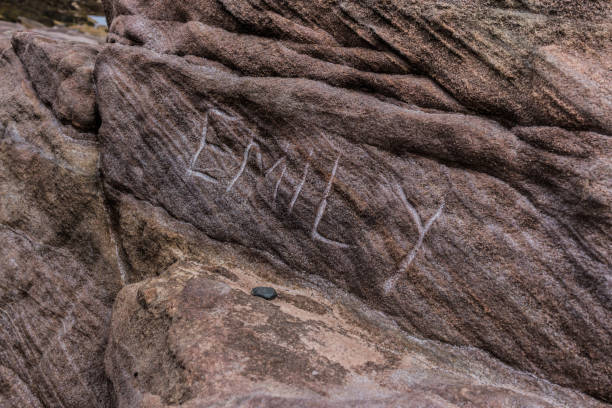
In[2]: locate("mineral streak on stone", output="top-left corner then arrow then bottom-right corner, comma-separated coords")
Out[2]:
251,286 -> 278,300
0,0 -> 611,406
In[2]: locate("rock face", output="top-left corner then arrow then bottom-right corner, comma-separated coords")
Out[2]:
0,22 -> 121,408
0,0 -> 104,27
102,0 -> 612,133
106,258 -> 606,408
97,0 -> 612,402
0,0 -> 611,406
12,31 -> 100,131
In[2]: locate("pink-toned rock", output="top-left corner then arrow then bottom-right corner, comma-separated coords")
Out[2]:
0,23 -> 121,407
12,31 -> 101,131
106,257 -> 608,408
103,0 -> 612,132
0,0 -> 611,406
95,39 -> 611,401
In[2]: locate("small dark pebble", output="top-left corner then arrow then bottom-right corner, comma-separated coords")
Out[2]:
251,286 -> 277,300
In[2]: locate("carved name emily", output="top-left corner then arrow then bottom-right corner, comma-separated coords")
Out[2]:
186,109 -> 444,292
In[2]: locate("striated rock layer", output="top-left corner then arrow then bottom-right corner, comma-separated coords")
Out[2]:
0,0 -> 610,406
97,0 -> 612,402
0,23 -> 121,407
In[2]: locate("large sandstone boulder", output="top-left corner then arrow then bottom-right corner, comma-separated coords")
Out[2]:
12,31 -> 100,131
0,0 -> 610,406
102,0 -> 612,133
96,0 -> 612,402
0,23 -> 122,407
106,255 -> 607,408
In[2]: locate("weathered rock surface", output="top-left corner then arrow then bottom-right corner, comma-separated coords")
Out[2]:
12,31 -> 101,131
104,187 -> 611,407
102,0 -> 612,133
0,22 -> 121,407
106,256 -> 608,408
0,0 -> 611,406
96,0 -> 612,400
101,191 -> 609,407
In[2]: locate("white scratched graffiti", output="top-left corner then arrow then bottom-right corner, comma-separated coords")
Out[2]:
189,112 -> 353,248
311,153 -> 351,248
190,111 -> 445,264
188,110 -> 446,286
186,111 -> 221,184
264,157 -> 286,203
288,148 -> 313,214
189,109 -> 268,192
383,183 -> 444,294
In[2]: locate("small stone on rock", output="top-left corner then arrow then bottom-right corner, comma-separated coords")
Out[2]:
251,286 -> 277,300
